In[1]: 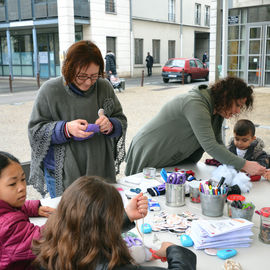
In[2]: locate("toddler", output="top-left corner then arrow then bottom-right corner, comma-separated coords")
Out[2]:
228,119 -> 270,179
0,151 -> 54,269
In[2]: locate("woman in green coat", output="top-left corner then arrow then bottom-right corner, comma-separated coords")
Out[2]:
125,77 -> 266,177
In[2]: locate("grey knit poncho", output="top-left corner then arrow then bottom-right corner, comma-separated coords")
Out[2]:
28,77 -> 127,196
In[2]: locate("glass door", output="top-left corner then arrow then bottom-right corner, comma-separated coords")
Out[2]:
247,26 -> 262,85
247,25 -> 270,86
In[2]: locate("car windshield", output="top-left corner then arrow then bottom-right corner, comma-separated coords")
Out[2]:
165,59 -> 185,68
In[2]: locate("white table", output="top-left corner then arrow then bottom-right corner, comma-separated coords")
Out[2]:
30,162 -> 270,270
118,162 -> 270,270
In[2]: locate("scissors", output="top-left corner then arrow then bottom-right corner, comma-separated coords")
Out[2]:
168,172 -> 186,184
124,236 -> 143,248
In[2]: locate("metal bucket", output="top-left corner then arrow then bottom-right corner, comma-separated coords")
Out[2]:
166,183 -> 185,207
200,192 -> 227,217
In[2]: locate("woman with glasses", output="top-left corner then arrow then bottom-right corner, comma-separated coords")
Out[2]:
28,40 -> 127,198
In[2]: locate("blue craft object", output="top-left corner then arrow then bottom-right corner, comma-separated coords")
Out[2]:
217,249 -> 237,260
130,188 -> 142,194
180,234 -> 194,247
160,168 -> 168,182
141,223 -> 152,234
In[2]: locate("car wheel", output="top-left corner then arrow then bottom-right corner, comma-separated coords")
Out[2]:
205,74 -> 209,81
163,78 -> 169,83
185,74 -> 192,84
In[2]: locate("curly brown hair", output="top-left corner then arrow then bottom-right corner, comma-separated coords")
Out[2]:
210,76 -> 254,114
32,176 -> 133,270
62,40 -> 105,85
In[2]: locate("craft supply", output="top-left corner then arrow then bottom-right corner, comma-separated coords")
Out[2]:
217,249 -> 237,260
73,124 -> 100,141
141,223 -> 152,234
166,182 -> 185,207
148,198 -> 161,211
147,183 -> 165,196
200,191 -> 227,217
180,234 -> 194,247
160,168 -> 168,182
189,181 -> 200,203
143,167 -> 156,179
227,194 -> 246,217
230,202 -> 255,222
149,248 -> 167,262
258,207 -> 270,244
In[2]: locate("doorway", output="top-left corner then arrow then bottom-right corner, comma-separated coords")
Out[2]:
247,24 -> 270,86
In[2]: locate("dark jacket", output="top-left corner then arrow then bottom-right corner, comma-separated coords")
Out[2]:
228,137 -> 269,168
105,52 -> 117,75
146,55 -> 153,67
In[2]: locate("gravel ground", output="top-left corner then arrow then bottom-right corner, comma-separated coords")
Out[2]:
0,83 -> 269,199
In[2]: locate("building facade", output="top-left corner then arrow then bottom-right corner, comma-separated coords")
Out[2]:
210,0 -> 270,86
0,0 -> 211,79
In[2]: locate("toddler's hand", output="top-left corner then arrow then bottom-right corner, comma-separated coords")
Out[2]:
263,170 -> 270,181
38,206 -> 55,217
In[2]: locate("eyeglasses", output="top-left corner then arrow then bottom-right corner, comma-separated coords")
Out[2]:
76,73 -> 101,82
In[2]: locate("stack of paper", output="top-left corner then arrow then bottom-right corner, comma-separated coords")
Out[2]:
190,218 -> 254,249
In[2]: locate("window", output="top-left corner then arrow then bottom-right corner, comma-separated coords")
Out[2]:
152,39 -> 160,64
168,40 -> 175,59
0,0 -> 4,7
195,3 -> 201,25
106,36 -> 116,55
134,38 -> 143,64
105,0 -> 115,13
196,59 -> 204,68
205,5 -> 210,26
168,0 -> 175,22
190,60 -> 196,68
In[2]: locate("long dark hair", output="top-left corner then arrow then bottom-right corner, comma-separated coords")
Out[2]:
62,40 -> 105,85
210,76 -> 254,113
0,151 -> 20,177
32,176 -> 133,270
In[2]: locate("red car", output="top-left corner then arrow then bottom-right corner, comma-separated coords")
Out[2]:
162,58 -> 209,83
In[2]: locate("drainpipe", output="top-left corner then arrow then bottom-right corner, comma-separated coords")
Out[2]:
129,0 -> 134,77
180,0 -> 183,57
6,29 -> 13,80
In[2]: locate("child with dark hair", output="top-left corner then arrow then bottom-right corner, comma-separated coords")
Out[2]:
228,119 -> 269,170
33,176 -> 196,270
0,151 -> 55,269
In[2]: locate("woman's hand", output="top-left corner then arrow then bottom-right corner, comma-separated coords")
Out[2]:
125,193 -> 148,222
242,160 -> 266,176
154,242 -> 175,258
95,115 -> 112,133
67,119 -> 93,138
38,206 -> 55,218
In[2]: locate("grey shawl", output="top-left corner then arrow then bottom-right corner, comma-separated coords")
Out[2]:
28,77 -> 127,196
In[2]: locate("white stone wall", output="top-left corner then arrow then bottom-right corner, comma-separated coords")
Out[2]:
57,0 -> 75,66
83,0 -> 131,77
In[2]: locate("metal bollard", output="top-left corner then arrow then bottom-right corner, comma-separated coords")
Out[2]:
37,72 -> 40,88
9,74 -> 13,93
141,70 -> 144,87
182,69 -> 185,85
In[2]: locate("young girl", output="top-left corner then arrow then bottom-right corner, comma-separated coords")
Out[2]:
33,176 -> 196,270
0,151 -> 54,270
